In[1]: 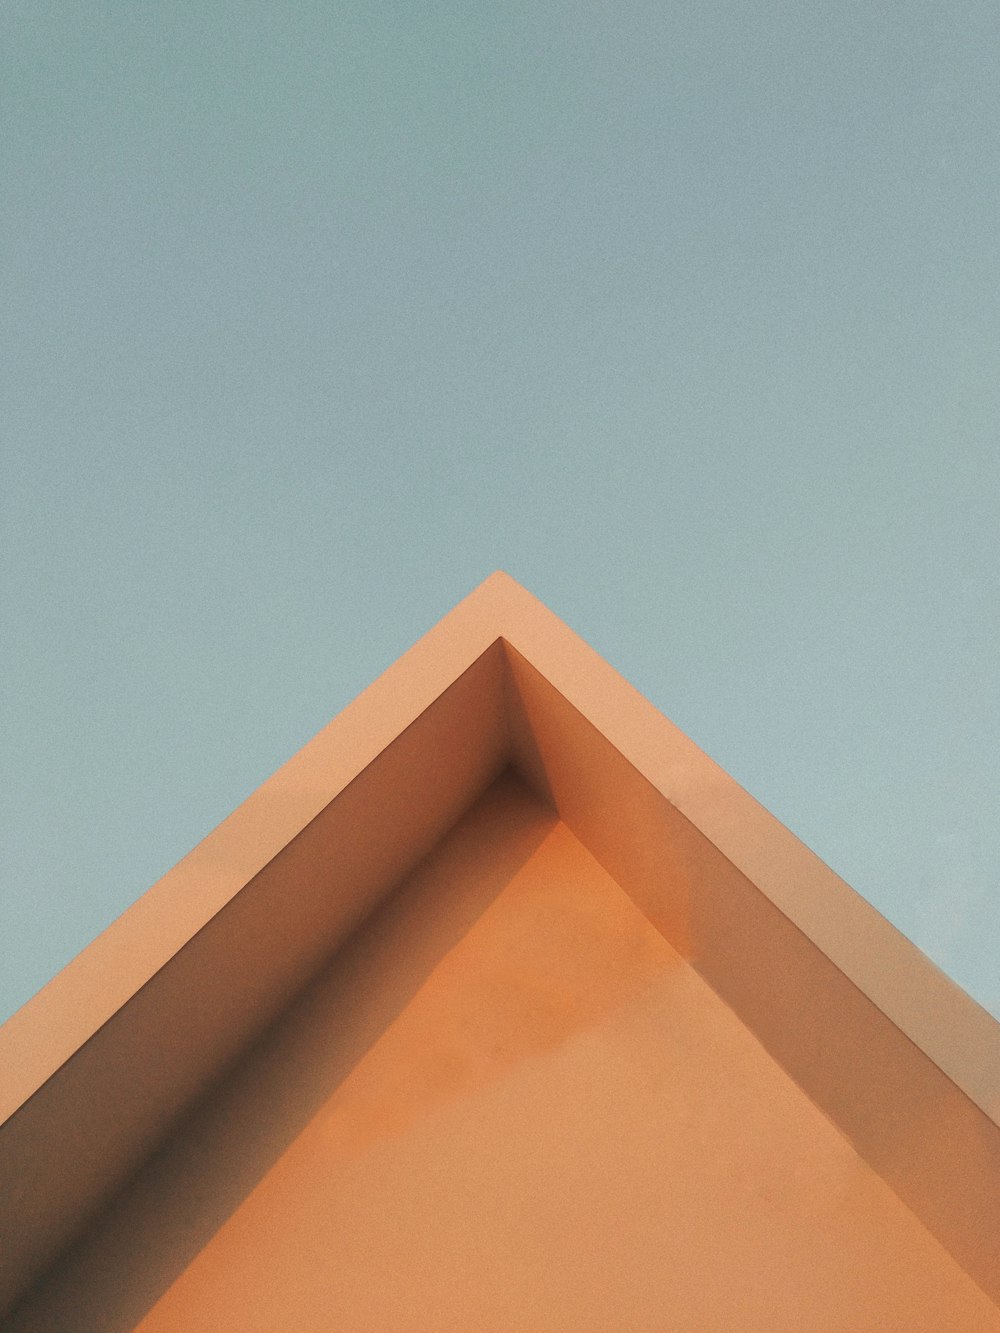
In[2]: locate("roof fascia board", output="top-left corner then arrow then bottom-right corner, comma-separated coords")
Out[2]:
0,577 -> 515,1128
501,640 -> 1000,1304
0,593 -> 513,1316
1,570 -> 998,1311
489,575 -> 999,1128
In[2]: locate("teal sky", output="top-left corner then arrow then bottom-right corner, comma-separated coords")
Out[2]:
3,1 -> 998,1023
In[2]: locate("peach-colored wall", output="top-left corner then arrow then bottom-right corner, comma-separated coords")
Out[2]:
4,574 -> 998,1324
10,776 -> 998,1331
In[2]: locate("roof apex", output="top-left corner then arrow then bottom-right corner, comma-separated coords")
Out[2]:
2,573 -> 999,1313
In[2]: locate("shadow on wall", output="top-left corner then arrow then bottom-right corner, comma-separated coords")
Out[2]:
11,774 -> 557,1332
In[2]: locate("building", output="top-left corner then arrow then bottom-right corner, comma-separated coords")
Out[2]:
2,572 -> 998,1329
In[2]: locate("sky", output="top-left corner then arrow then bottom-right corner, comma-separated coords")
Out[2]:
2,1 -> 998,1024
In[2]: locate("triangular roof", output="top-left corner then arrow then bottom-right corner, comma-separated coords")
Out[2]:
2,572 -> 998,1325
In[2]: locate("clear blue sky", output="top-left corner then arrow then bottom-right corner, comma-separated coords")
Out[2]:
3,1 -> 998,1023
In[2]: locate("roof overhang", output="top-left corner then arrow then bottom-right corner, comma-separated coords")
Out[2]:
2,570 -> 998,1313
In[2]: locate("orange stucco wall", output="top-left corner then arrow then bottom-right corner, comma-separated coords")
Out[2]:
11,775 -> 999,1331
4,574 -> 999,1325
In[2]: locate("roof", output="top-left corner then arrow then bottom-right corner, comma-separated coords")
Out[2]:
2,571 -> 998,1324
